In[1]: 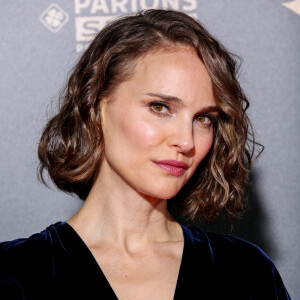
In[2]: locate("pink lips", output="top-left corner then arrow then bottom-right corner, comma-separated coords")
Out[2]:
153,160 -> 189,176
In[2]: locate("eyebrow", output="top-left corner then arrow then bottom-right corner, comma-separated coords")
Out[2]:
146,92 -> 184,106
145,92 -> 220,113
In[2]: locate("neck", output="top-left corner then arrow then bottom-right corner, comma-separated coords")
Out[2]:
67,159 -> 182,252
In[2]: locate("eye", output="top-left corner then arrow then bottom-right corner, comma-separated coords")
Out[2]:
195,115 -> 215,128
197,116 -> 211,124
152,104 -> 164,112
148,101 -> 169,114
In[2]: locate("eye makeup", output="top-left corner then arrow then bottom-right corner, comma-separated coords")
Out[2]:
147,100 -> 218,129
148,101 -> 171,117
194,113 -> 218,128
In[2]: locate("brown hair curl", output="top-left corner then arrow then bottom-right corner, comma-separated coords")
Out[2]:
37,9 -> 262,222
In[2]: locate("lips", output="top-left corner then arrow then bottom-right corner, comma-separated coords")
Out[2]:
153,160 -> 189,176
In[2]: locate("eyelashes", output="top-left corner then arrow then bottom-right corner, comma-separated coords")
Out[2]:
149,101 -> 169,115
148,101 -> 218,129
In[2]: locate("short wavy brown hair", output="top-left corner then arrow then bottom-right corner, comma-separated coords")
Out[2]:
37,9 -> 262,222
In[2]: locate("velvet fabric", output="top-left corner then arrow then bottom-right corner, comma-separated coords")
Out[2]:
0,221 -> 291,299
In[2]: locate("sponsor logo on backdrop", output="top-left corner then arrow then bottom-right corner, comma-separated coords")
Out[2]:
74,0 -> 198,52
40,4 -> 69,33
282,0 -> 300,16
40,1 -> 299,52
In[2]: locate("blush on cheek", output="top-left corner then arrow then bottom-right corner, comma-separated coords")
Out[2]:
195,135 -> 214,165
124,117 -> 161,150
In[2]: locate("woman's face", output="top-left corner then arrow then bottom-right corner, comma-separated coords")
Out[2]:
100,47 -> 218,200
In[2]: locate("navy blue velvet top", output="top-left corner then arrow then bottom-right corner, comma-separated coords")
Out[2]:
0,221 -> 291,299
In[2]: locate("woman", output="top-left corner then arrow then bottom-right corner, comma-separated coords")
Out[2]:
0,9 -> 290,300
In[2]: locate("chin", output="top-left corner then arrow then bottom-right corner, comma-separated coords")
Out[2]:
141,185 -> 181,200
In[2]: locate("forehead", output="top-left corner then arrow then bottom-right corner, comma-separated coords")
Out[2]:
112,46 -> 215,107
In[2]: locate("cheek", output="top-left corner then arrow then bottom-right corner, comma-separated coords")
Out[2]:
194,133 -> 214,164
118,113 -> 164,153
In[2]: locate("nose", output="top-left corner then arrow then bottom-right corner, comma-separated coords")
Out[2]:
169,119 -> 195,154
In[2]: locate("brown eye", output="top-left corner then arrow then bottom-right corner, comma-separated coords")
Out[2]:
197,116 -> 210,123
196,115 -> 212,127
153,104 -> 163,112
149,102 -> 169,113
